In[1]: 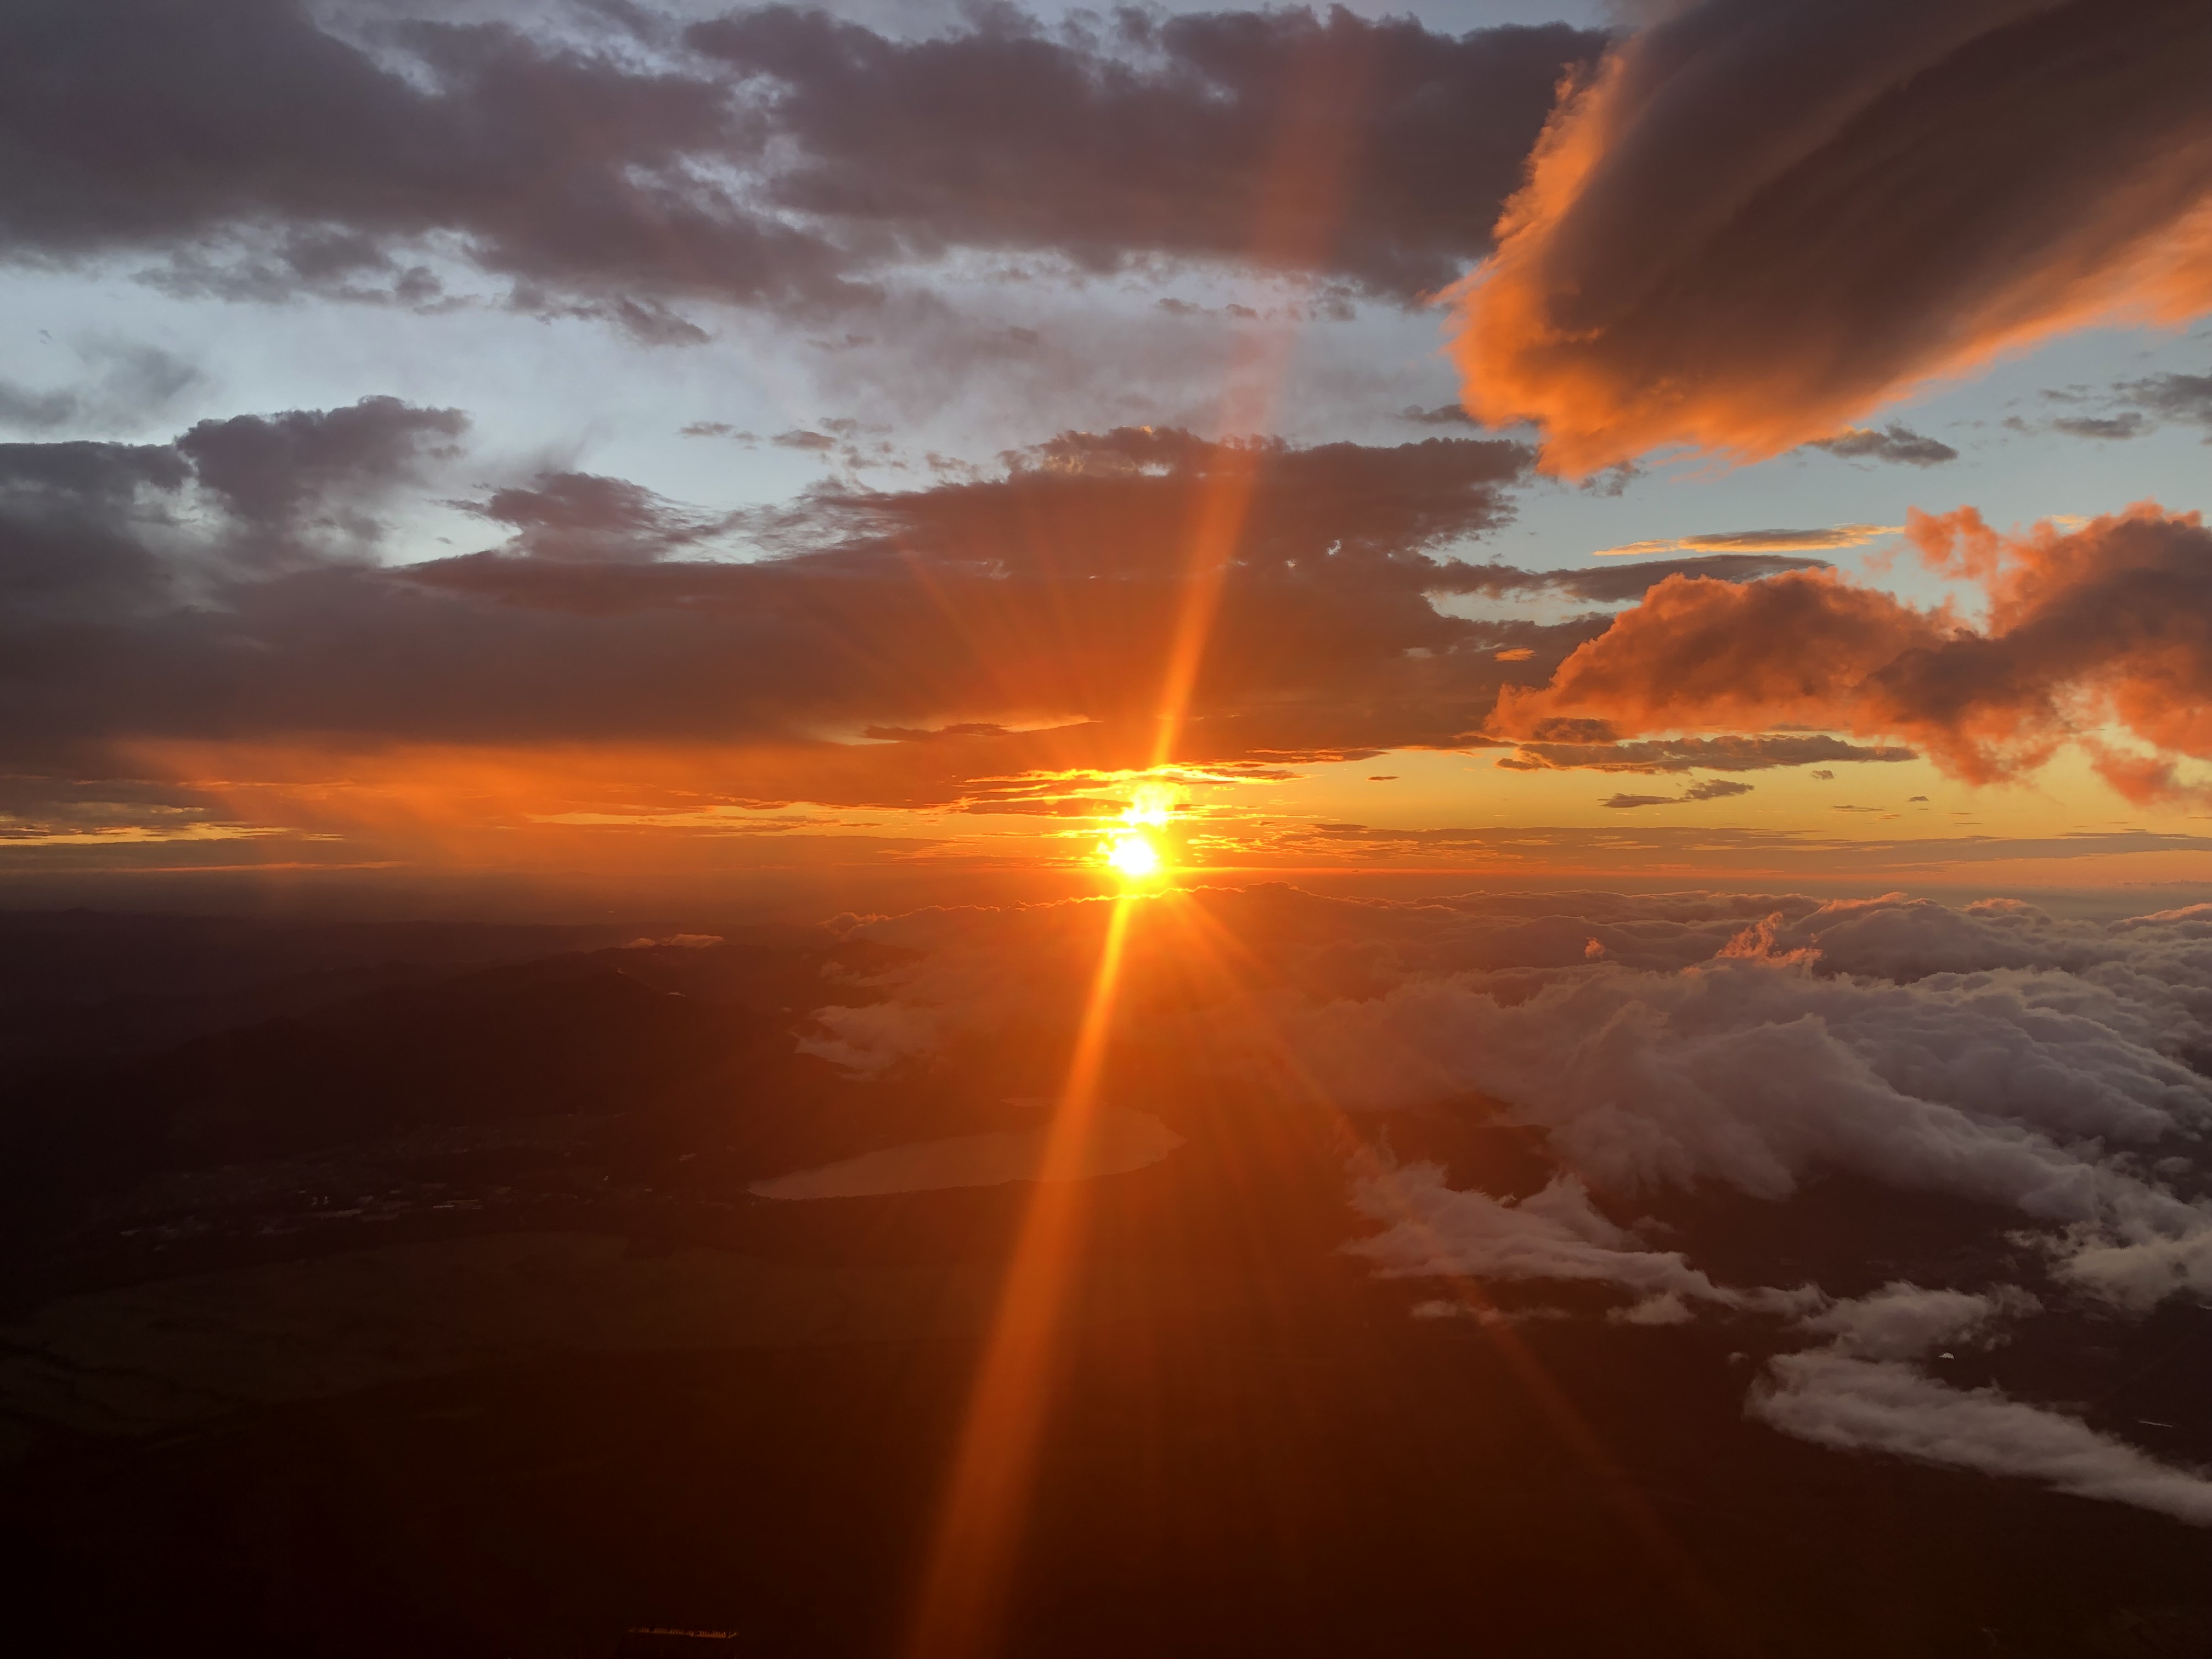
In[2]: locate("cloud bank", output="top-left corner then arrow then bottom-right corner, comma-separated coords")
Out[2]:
811,884 -> 2212,1520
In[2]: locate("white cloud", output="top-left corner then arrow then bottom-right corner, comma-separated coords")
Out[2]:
1751,1352 -> 2212,1526
1347,1159 -> 1820,1314
1797,1282 -> 2037,1362
808,883 -> 2212,1525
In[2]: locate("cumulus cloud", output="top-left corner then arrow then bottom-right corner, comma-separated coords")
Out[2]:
1497,503 -> 2212,806
1448,0 -> 2212,473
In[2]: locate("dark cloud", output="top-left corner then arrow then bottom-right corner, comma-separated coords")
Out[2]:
1534,551 -> 1828,603
0,2 -> 1599,329
2051,414 -> 2149,442
0,0 -> 849,328
1450,0 -> 2212,473
690,5 -> 1602,301
1600,777 -> 1752,808
177,397 -> 466,540
1808,424 -> 1959,467
460,471 -> 727,564
2030,366 -> 2212,443
0,397 -> 460,645
0,342 -> 201,435
2123,368 -> 2212,431
1498,735 -> 1914,774
0,400 -> 1860,815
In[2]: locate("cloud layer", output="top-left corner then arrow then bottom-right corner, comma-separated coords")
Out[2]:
0,1 -> 1597,329
1,396 -> 1864,845
810,884 -> 2212,1521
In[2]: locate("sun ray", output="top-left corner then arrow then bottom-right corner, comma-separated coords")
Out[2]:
906,36 -> 1383,1657
1154,894 -> 1756,1655
903,893 -> 1141,1659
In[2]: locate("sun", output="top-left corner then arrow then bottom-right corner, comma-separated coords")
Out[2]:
1105,831 -> 1164,880
1098,781 -> 1180,881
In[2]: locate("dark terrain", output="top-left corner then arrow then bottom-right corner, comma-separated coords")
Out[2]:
0,910 -> 2207,1658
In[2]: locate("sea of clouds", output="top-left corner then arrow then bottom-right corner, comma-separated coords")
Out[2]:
805,886 -> 2212,1523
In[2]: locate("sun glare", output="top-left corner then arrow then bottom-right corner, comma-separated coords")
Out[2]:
1098,781 -> 1180,880
1106,832 -> 1164,879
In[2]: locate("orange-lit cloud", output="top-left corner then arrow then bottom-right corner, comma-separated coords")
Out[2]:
1498,503 -> 2212,804
1449,0 -> 2212,475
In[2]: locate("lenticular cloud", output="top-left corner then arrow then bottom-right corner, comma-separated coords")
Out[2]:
1448,0 -> 2212,474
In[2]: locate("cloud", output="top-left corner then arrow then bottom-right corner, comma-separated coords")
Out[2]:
1447,0 -> 2212,473
1808,425 -> 1959,467
2,397 -> 1863,826
0,1 -> 1598,327
1751,1351 -> 2212,1525
177,397 -> 467,548
802,883 -> 2212,1519
1590,524 -> 1897,557
1272,895 -> 2212,1249
1496,503 -> 2212,806
15,406 -> 1864,829
1798,1282 -> 2036,1362
0,341 -> 202,436
1351,1160 -> 1812,1314
690,5 -> 1601,302
0,0 -> 851,325
2028,366 -> 2212,444
0,395 -> 462,640
1498,734 -> 1913,774
2121,368 -> 2212,432
2052,414 -> 2150,442
457,471 -> 729,565
1600,777 -> 1752,808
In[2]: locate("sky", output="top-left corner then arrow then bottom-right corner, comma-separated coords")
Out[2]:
3,0 -> 2211,917
11,0 -> 2212,1616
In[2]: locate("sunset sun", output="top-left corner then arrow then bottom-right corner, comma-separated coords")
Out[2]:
1104,831 -> 1164,881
